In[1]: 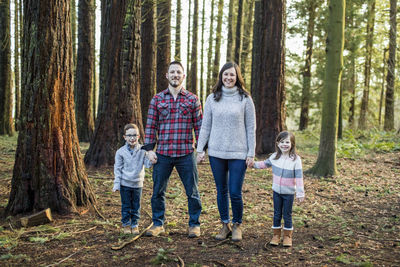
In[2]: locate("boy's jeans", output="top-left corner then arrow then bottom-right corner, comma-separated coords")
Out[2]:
151,152 -> 202,227
120,185 -> 142,228
209,156 -> 247,224
273,191 -> 294,230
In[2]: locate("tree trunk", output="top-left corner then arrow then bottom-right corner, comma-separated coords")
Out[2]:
347,1 -> 357,128
188,0 -> 199,93
308,0 -> 345,177
384,0 -> 397,131
85,0 -> 143,167
252,0 -> 286,155
199,0 -> 206,103
206,0 -> 215,96
14,0 -> 20,131
251,0 -> 261,101
299,0 -> 316,131
75,0 -> 95,142
71,0 -> 77,73
0,0 -> 14,136
141,0 -> 157,127
240,0 -> 254,82
175,0 -> 181,60
226,0 -> 235,61
338,77 -> 343,139
186,0 -> 191,89
379,49 -> 388,126
6,0 -> 96,215
212,0 -> 224,82
156,0 -> 171,92
358,0 -> 375,130
234,0 -> 243,64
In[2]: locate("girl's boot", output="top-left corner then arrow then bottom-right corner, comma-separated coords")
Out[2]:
232,223 -> 242,241
269,228 -> 281,246
215,223 -> 232,240
283,229 -> 293,247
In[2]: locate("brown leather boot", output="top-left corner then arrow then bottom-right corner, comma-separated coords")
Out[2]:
215,223 -> 232,240
232,223 -> 242,242
283,229 -> 293,247
269,228 -> 281,246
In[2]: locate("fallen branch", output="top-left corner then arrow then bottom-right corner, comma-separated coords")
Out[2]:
45,249 -> 81,267
70,226 -> 97,235
207,239 -> 229,248
176,255 -> 184,267
111,222 -> 153,250
357,233 -> 400,243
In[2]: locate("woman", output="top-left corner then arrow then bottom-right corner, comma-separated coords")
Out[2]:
197,62 -> 256,241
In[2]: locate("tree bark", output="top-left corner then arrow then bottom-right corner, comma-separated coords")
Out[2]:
234,0 -> 243,64
186,0 -> 191,89
71,0 -> 77,73
212,0 -> 224,82
206,0 -> 215,96
141,0 -> 157,127
240,0 -> 254,82
175,0 -> 181,60
384,0 -> 397,131
188,0 -> 199,93
0,0 -> 14,136
156,0 -> 171,92
199,0 -> 206,103
226,0 -> 236,61
252,0 -> 286,155
308,0 -> 345,177
6,0 -> 96,215
379,49 -> 388,126
85,0 -> 143,167
14,0 -> 20,131
75,0 -> 95,142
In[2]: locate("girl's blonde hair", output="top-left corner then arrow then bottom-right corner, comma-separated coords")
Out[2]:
274,131 -> 297,160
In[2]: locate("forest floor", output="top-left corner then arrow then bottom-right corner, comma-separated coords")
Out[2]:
0,132 -> 400,266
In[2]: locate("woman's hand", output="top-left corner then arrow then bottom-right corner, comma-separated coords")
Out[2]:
196,152 -> 205,164
246,157 -> 254,167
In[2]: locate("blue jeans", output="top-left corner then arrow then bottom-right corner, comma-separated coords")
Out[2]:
151,153 -> 201,227
120,185 -> 142,228
209,156 -> 247,224
273,191 -> 294,230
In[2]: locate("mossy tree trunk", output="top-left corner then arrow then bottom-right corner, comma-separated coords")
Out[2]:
308,0 -> 345,177
85,0 -> 143,167
141,0 -> 157,127
6,0 -> 96,215
156,0 -> 171,92
252,0 -> 286,155
75,0 -> 95,142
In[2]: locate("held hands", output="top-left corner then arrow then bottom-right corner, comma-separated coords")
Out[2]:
147,151 -> 158,164
296,197 -> 305,203
196,151 -> 205,164
246,157 -> 254,167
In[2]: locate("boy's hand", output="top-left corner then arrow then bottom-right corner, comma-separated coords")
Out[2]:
196,152 -> 205,164
148,151 -> 158,164
296,197 -> 305,203
246,157 -> 254,167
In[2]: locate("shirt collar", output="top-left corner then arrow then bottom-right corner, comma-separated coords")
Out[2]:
163,87 -> 187,96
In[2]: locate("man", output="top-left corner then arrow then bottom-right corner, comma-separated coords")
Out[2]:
143,61 -> 202,238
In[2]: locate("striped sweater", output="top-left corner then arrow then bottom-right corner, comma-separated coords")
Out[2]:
253,153 -> 305,198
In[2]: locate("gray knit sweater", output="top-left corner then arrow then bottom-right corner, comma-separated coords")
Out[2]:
197,86 -> 256,160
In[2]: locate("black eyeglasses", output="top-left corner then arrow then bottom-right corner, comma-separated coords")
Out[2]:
125,134 -> 139,138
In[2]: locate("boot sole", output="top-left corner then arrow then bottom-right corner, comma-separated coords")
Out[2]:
215,232 -> 232,240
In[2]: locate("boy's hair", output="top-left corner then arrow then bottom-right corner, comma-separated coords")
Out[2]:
274,131 -> 297,160
124,123 -> 139,134
168,61 -> 184,72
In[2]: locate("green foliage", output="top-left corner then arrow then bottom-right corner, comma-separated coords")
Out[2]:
150,248 -> 177,265
336,254 -> 373,266
28,236 -> 48,244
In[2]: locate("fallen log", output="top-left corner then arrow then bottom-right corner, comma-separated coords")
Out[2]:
20,208 -> 53,227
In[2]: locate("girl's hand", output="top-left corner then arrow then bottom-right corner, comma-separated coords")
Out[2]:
296,197 -> 305,203
196,152 -> 205,164
246,157 -> 254,167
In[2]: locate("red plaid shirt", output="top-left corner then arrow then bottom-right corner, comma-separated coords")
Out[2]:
144,88 -> 203,157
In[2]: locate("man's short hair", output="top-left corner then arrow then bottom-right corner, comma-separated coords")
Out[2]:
168,61 -> 184,72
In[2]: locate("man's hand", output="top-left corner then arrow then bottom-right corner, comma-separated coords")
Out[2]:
196,152 -> 205,164
246,157 -> 254,167
148,151 -> 158,164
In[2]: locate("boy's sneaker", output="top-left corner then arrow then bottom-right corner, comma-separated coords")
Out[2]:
131,226 -> 140,235
146,225 -> 165,237
122,226 -> 131,234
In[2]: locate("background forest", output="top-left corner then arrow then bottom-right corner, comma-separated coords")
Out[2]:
0,0 -> 399,265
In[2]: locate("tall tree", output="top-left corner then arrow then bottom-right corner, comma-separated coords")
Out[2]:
186,0 -> 191,89
358,0 -> 375,129
175,0 -> 181,60
206,0 -> 215,96
299,0 -> 317,131
379,49 -> 388,126
200,0 -> 206,102
141,0 -> 157,127
0,0 -> 13,136
240,0 -> 254,80
234,0 -> 243,64
226,0 -> 236,61
75,0 -> 95,142
71,0 -> 77,72
6,0 -> 96,215
384,0 -> 397,131
85,0 -> 143,167
156,0 -> 171,92
252,0 -> 286,154
188,0 -> 199,93
308,0 -> 345,176
14,0 -> 20,131
212,0 -> 224,81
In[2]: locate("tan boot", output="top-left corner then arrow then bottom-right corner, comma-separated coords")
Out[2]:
188,226 -> 201,238
269,228 -> 281,246
283,229 -> 293,247
122,225 -> 131,234
131,226 -> 139,235
231,223 -> 242,242
145,225 -> 165,237
215,223 -> 232,240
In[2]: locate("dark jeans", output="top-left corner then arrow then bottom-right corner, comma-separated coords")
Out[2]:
120,185 -> 142,228
151,152 -> 201,227
209,156 -> 247,224
273,191 -> 294,229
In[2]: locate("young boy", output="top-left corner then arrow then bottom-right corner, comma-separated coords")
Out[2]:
113,123 -> 154,235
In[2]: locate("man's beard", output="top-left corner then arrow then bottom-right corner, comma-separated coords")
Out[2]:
169,79 -> 182,88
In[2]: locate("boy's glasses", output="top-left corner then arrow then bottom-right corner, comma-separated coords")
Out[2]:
125,134 -> 138,139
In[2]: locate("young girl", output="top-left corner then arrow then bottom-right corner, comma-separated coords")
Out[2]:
252,131 -> 304,247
